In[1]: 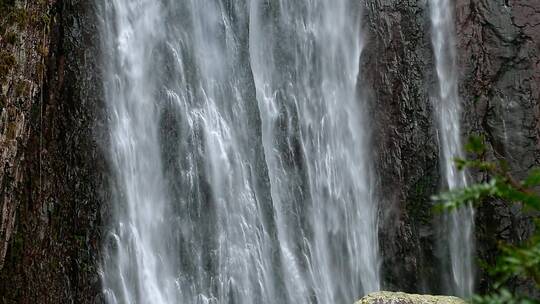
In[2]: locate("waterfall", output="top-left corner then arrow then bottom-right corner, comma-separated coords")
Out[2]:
99,1 -> 379,304
249,0 -> 379,300
429,0 -> 475,298
99,1 -> 179,303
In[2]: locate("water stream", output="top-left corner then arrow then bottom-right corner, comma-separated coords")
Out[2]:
430,0 -> 475,297
99,1 -> 379,303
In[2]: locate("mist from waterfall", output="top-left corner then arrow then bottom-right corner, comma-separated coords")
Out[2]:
429,0 -> 475,298
99,1 -> 379,303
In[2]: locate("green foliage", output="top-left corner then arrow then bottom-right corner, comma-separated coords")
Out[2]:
523,169 -> 540,188
433,179 -> 499,211
434,135 -> 540,303
473,289 -> 537,304
465,134 -> 487,154
493,237 -> 540,287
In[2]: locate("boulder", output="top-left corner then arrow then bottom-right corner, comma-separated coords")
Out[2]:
356,291 -> 466,304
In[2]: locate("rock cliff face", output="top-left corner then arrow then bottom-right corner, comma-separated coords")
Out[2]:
457,0 -> 540,295
363,0 -> 439,292
0,1 -> 104,303
0,0 -> 538,302
363,0 -> 540,295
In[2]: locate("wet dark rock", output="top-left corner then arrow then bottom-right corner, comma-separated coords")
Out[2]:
363,0 -> 440,293
0,0 -> 105,303
362,0 -> 539,295
456,0 -> 540,296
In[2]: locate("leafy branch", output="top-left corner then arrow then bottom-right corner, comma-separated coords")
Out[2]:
432,135 -> 540,303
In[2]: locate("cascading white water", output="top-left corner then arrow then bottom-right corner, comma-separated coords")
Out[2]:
249,1 -> 380,302
429,0 -> 475,298
100,1 -> 179,303
100,0 -> 379,303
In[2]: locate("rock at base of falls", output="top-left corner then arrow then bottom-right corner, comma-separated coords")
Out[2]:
356,292 -> 466,304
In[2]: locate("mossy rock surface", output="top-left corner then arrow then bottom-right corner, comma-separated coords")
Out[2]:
356,291 -> 466,304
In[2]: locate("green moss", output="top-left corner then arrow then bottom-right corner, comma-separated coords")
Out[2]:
74,235 -> 86,248
0,51 -> 16,81
0,65 -> 11,84
6,121 -> 17,139
37,42 -> 48,57
14,80 -> 30,97
4,31 -> 18,45
36,62 -> 45,79
8,8 -> 28,27
407,173 -> 436,226
0,51 -> 16,67
0,65 -> 9,80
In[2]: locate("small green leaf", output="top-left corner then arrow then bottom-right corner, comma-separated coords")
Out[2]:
523,168 -> 540,188
465,135 -> 486,154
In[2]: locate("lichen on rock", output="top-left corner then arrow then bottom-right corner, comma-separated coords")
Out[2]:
357,291 -> 466,304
